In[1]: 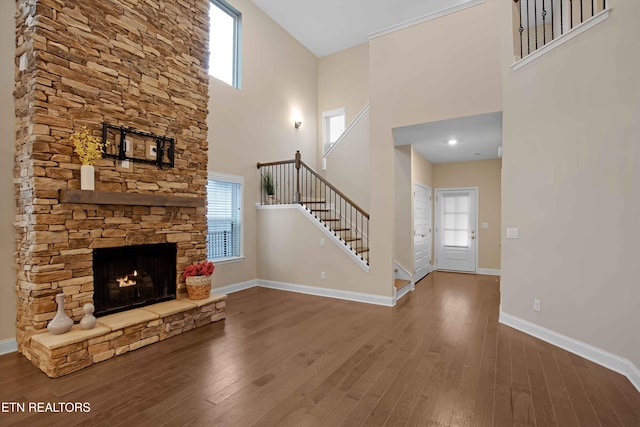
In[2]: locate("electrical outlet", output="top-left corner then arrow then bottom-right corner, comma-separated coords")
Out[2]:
121,160 -> 130,168
320,272 -> 325,280
506,227 -> 519,239
533,299 -> 541,312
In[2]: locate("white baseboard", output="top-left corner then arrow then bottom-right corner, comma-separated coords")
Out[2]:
213,279 -> 258,295
393,281 -> 414,304
500,312 -> 640,394
477,268 -> 501,276
0,338 -> 17,355
258,279 -> 394,307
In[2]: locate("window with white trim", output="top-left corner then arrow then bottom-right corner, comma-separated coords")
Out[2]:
322,108 -> 346,156
209,0 -> 241,88
206,173 -> 243,261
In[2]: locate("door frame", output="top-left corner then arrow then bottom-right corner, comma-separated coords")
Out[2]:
413,183 -> 432,282
434,186 -> 479,273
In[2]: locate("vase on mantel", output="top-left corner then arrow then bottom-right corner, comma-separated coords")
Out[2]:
47,293 -> 74,335
80,164 -> 95,191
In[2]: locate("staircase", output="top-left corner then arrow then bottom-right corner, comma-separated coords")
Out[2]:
257,151 -> 369,265
393,263 -> 414,302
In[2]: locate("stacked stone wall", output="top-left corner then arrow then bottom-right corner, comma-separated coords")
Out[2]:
14,0 -> 211,360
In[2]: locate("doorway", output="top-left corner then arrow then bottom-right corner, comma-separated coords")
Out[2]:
434,188 -> 477,272
413,183 -> 432,282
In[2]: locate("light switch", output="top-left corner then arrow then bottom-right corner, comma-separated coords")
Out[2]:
481,222 -> 489,229
320,239 -> 325,247
506,227 -> 519,239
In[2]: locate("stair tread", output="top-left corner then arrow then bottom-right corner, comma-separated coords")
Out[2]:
394,279 -> 411,290
311,209 -> 331,212
333,227 -> 350,232
322,218 -> 341,222
353,246 -> 369,253
302,200 -> 326,204
344,237 -> 362,242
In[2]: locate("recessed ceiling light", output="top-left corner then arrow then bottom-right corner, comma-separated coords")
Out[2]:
448,139 -> 458,146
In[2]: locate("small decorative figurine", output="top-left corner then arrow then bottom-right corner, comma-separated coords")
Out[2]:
80,303 -> 97,330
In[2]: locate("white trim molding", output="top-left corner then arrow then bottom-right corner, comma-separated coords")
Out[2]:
500,311 -> 640,394
0,338 -> 18,355
369,0 -> 484,40
212,278 -> 394,307
212,279 -> 258,296
512,8 -> 611,71
394,261 -> 412,281
477,268 -> 501,276
393,281 -> 414,305
258,279 -> 394,307
324,104 -> 369,159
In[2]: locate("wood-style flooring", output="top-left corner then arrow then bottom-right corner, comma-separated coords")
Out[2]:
0,272 -> 638,426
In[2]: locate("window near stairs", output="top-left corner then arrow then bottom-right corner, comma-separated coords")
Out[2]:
322,108 -> 346,156
206,173 -> 244,262
209,0 -> 242,88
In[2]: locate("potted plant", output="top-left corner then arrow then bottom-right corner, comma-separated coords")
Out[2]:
262,171 -> 276,204
182,261 -> 215,300
70,126 -> 108,190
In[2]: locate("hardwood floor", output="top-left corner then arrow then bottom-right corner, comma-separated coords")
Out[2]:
0,272 -> 638,426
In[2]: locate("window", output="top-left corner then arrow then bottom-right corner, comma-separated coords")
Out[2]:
209,0 -> 241,88
322,108 -> 346,156
206,173 -> 243,262
442,193 -> 470,248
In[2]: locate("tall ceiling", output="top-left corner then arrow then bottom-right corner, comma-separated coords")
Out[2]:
249,0 -> 502,165
251,0 -> 471,57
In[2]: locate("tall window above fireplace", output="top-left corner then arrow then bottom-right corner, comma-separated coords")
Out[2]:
93,243 -> 177,317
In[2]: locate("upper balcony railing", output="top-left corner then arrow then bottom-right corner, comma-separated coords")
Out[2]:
513,0 -> 607,60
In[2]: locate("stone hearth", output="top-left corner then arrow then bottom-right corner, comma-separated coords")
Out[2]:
31,294 -> 226,378
13,0 -> 215,376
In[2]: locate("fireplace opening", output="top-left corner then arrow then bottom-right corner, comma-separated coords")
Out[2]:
93,243 -> 177,317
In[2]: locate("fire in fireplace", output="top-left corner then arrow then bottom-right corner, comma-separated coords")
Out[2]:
93,243 -> 177,317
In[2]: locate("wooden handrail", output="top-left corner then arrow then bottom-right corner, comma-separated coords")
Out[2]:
299,160 -> 369,219
256,159 -> 295,168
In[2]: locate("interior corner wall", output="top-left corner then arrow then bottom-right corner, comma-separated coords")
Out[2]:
369,0 -> 502,297
433,159 -> 501,270
394,146 -> 412,272
411,148 -> 433,189
207,0 -> 318,290
501,0 -> 640,370
317,43 -> 369,166
0,1 -> 16,342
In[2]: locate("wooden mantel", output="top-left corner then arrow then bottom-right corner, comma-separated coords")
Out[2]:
59,189 -> 204,208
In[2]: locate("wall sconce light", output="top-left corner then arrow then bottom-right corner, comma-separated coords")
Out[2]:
294,121 -> 302,129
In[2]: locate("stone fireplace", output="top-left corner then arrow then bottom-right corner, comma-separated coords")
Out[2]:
13,0 -> 223,377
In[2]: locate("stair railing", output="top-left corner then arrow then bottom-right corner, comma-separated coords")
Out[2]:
257,151 -> 369,264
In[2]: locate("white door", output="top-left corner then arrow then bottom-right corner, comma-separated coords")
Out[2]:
435,188 -> 477,273
413,184 -> 432,282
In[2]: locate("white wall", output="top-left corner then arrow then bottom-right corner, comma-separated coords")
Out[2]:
207,0 -> 318,290
323,109 -> 370,211
0,2 -> 16,343
501,1 -> 640,369
257,207 -> 371,294
369,1 -> 502,297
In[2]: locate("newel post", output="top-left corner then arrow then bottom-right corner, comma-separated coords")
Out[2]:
294,150 -> 301,204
